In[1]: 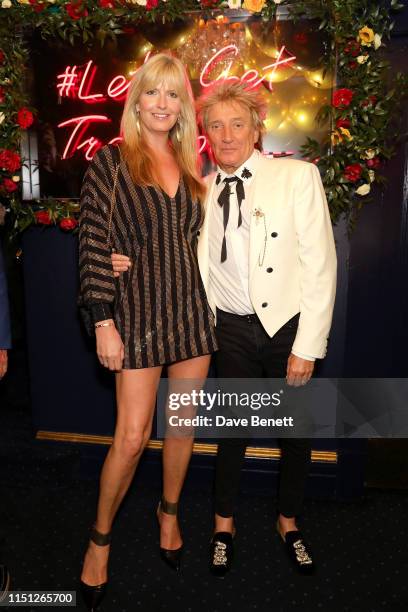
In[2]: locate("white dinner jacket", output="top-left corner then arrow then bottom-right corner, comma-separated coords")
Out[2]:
197,155 -> 337,359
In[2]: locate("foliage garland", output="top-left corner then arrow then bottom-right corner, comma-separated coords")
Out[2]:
0,0 -> 407,236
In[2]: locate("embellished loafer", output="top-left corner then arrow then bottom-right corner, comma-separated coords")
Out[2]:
277,522 -> 314,575
0,564 -> 10,603
209,532 -> 234,578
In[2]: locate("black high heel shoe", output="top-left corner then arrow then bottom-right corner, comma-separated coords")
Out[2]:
157,496 -> 183,571
80,526 -> 111,611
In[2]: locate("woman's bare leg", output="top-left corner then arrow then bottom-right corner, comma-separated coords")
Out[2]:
159,355 -> 211,550
81,366 -> 162,586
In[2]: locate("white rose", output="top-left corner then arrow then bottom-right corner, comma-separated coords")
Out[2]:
368,170 -> 375,183
1,0 -> 12,8
362,148 -> 377,160
0,112 -> 5,124
274,0 -> 283,3
228,0 -> 242,7
357,55 -> 369,64
12,175 -> 20,182
356,183 -> 371,196
374,33 -> 382,50
136,0 -> 147,4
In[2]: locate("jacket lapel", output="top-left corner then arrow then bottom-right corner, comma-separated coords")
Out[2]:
249,156 -> 274,277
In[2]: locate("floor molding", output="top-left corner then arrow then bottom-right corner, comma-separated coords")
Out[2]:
36,430 -> 337,463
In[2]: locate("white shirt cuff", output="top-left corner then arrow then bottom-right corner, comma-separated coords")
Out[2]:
291,350 -> 316,362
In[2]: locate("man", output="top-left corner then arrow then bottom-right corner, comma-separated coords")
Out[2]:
111,81 -> 337,576
0,231 -> 11,601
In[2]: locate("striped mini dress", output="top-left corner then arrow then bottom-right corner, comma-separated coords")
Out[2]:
79,144 -> 218,369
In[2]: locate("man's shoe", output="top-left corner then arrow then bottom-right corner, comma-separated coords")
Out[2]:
0,564 -> 10,603
277,522 -> 315,575
209,532 -> 234,578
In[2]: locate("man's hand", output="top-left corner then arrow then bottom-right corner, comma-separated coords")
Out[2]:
286,353 -> 314,387
0,349 -> 8,379
111,252 -> 131,278
95,321 -> 124,371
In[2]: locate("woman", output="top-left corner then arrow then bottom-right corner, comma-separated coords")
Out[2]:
79,53 -> 217,611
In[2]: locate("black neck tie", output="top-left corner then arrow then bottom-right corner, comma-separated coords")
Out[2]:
217,176 -> 245,263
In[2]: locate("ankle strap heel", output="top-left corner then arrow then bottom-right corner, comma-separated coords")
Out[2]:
159,496 -> 178,516
89,525 -> 111,547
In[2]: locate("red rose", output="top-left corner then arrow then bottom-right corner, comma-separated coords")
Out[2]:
59,217 -> 78,231
336,118 -> 351,129
361,95 -> 377,108
344,40 -> 361,57
348,61 -> 358,70
98,0 -> 115,6
66,0 -> 88,19
332,88 -> 354,109
17,108 -> 34,129
35,210 -> 52,225
0,86 -> 5,104
0,149 -> 21,172
200,0 -> 218,6
29,0 -> 46,11
146,0 -> 159,7
366,157 -> 381,169
344,164 -> 363,182
2,179 -> 18,193
0,50 -> 4,65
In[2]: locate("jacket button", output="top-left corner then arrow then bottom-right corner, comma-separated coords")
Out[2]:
271,232 -> 278,238
266,267 -> 273,273
262,302 -> 268,308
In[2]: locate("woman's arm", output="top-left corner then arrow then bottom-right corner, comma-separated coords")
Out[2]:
79,147 -> 124,370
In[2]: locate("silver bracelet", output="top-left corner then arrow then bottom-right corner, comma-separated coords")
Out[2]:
95,322 -> 114,329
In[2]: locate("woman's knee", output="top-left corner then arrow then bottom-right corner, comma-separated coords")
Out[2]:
114,426 -> 152,459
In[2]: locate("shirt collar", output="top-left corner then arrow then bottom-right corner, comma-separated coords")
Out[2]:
215,149 -> 260,188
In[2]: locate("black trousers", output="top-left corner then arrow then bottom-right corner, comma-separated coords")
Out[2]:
214,308 -> 312,519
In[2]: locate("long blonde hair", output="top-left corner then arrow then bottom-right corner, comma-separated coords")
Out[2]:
120,53 -> 205,202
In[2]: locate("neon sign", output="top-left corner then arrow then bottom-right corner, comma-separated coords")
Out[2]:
57,45 -> 296,160
200,44 -> 296,91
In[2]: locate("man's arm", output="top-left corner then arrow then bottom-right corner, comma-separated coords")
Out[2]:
291,162 -> 337,359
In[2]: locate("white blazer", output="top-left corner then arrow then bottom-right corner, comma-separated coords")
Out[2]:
197,155 -> 337,359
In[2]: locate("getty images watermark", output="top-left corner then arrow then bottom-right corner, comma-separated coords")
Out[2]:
167,389 -> 294,429
156,378 -> 408,439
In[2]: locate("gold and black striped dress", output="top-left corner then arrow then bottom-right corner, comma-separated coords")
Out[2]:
79,144 -> 217,369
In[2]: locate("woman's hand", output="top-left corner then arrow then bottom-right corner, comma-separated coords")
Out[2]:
0,349 -> 8,379
95,320 -> 124,371
111,252 -> 131,278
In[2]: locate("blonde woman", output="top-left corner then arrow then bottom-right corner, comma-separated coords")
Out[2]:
78,53 -> 217,610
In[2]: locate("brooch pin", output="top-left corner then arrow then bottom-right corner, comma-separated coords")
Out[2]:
253,207 -> 264,224
241,167 -> 252,180
252,208 -> 267,267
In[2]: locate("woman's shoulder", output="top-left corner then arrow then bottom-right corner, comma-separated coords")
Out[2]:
91,143 -> 121,168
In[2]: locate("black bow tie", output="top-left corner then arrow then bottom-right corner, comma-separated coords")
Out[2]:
217,175 -> 246,263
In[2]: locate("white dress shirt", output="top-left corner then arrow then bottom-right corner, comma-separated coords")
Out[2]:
208,150 -> 315,362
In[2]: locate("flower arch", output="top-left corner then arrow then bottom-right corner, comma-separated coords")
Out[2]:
0,0 -> 406,235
